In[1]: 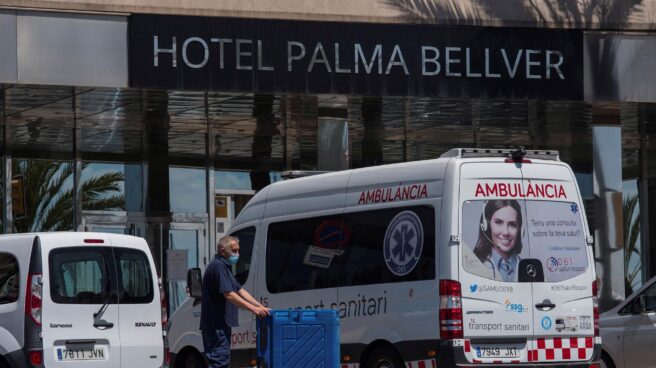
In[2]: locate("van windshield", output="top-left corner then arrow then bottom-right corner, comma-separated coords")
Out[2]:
462,200 -> 588,283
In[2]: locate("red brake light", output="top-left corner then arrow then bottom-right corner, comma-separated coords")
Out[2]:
164,346 -> 171,366
439,279 -> 463,340
84,239 -> 104,244
25,273 -> 42,326
29,350 -> 43,366
504,158 -> 532,163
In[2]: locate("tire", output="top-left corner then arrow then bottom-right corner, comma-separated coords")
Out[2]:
365,346 -> 404,368
184,351 -> 206,368
600,353 -> 616,368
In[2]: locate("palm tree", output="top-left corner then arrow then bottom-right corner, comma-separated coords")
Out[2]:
12,160 -> 125,233
623,194 -> 641,295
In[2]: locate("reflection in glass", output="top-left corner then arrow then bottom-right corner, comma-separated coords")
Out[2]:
168,229 -> 199,315
80,163 -> 126,212
12,160 -> 75,232
215,170 -> 251,191
623,180 -> 642,295
12,160 -> 125,232
169,167 -> 206,213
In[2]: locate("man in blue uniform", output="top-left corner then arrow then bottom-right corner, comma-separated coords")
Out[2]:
200,235 -> 270,368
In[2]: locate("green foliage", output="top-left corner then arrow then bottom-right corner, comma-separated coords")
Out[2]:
12,161 -> 125,233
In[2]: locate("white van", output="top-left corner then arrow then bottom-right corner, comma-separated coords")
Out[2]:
168,148 -> 600,367
0,232 -> 168,368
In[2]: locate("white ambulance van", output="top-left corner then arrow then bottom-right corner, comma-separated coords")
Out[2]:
168,148 -> 600,368
0,232 -> 168,368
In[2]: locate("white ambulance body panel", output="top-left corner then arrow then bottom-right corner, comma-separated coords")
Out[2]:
167,148 -> 600,368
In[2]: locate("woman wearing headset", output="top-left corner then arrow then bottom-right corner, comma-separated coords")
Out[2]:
473,199 -> 524,282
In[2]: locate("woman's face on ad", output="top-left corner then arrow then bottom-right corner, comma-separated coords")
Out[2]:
489,205 -> 519,256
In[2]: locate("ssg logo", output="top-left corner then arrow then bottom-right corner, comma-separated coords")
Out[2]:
504,298 -> 526,313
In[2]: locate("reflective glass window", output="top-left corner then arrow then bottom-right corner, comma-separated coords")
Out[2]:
116,248 -> 153,304
12,159 -> 74,232
80,163 -> 126,212
0,253 -> 19,305
266,206 -> 436,293
49,247 -> 115,305
169,166 -> 207,213
462,200 -> 589,283
230,226 -> 256,285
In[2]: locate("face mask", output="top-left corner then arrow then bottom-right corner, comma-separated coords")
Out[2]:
228,254 -> 239,265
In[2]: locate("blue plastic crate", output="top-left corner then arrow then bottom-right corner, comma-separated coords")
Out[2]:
257,309 -> 340,368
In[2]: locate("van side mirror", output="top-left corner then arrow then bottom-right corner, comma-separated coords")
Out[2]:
187,268 -> 202,299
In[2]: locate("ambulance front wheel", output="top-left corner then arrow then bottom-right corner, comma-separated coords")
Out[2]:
184,351 -> 205,368
365,346 -> 404,368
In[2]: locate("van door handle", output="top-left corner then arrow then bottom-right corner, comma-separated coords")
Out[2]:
93,320 -> 114,329
535,301 -> 556,311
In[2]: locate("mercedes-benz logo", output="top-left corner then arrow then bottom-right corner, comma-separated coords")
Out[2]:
526,264 -> 537,278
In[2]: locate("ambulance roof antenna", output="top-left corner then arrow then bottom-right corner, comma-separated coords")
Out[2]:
510,147 -> 527,162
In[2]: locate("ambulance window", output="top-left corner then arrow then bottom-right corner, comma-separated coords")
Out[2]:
461,200 -> 588,282
524,201 -> 589,282
461,200 -> 528,282
231,227 -> 256,284
266,216 -> 343,293
116,248 -> 153,304
49,247 -> 115,304
0,253 -> 19,305
339,206 -> 435,286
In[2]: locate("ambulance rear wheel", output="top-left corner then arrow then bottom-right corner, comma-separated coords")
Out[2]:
365,346 -> 404,368
600,353 -> 616,368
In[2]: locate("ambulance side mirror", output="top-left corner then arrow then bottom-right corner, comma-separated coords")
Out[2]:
187,268 -> 203,299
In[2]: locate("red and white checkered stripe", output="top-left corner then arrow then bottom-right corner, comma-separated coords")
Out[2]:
528,337 -> 594,362
340,364 -> 359,368
461,337 -> 595,364
405,359 -> 436,368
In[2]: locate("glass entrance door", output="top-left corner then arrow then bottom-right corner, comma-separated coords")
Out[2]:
167,223 -> 206,315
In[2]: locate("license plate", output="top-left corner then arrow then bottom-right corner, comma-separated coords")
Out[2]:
474,345 -> 521,358
56,347 -> 107,361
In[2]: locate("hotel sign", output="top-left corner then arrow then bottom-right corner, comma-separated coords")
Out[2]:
129,14 -> 583,99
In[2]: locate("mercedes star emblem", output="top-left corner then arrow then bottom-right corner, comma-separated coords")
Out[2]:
526,264 -> 537,278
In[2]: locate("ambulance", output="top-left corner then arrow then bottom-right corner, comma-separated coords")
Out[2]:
168,148 -> 600,368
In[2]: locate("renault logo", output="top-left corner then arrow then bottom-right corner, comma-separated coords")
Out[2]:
526,264 -> 537,278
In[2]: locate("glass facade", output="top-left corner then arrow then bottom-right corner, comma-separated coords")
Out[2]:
1,85 -> 655,312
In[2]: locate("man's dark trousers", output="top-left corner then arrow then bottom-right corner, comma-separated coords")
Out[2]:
203,326 -> 232,368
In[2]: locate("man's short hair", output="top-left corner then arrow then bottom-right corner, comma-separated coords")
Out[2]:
218,235 -> 239,253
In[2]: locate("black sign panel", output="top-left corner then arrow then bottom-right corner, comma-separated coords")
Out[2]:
129,14 -> 583,100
